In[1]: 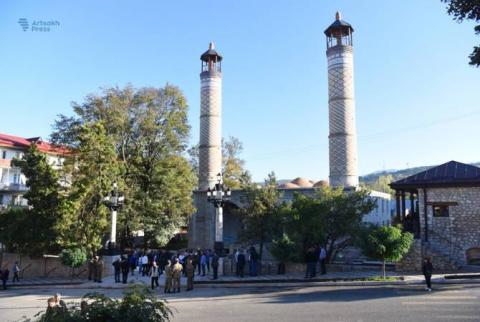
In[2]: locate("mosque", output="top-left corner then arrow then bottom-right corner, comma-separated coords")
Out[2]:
188,13 -> 392,251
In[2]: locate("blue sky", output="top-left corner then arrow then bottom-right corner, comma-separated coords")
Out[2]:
1,0 -> 479,181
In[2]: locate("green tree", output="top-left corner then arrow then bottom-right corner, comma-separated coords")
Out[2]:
239,172 -> 284,260
442,0 -> 480,66
289,187 -> 376,262
0,144 -> 65,255
363,174 -> 394,194
60,122 -> 121,255
359,225 -> 413,278
51,85 -> 196,248
60,247 -> 88,277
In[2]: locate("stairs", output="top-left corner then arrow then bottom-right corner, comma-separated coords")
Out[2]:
423,241 -> 459,271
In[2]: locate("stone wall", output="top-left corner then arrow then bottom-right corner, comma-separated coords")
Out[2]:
396,239 -> 423,272
418,187 -> 480,266
0,253 -> 117,279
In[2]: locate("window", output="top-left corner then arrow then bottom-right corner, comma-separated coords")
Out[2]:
433,205 -> 449,217
1,150 -> 6,159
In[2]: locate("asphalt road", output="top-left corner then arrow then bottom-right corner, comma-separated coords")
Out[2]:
1,283 -> 479,322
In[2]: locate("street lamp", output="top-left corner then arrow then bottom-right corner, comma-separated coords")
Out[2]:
103,182 -> 125,252
206,173 -> 231,256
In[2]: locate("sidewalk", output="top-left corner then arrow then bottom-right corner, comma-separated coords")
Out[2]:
7,269 -> 480,289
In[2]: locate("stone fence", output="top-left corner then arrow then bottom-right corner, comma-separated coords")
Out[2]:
0,252 -> 118,279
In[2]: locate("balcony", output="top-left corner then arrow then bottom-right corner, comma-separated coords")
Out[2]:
0,182 -> 28,192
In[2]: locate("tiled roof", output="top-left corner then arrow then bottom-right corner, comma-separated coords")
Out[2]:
390,161 -> 480,189
0,133 -> 69,155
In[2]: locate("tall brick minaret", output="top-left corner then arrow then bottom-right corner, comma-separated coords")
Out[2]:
199,42 -> 223,190
325,12 -> 359,189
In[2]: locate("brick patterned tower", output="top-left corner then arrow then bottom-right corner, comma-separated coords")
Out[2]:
325,12 -> 359,189
199,42 -> 223,191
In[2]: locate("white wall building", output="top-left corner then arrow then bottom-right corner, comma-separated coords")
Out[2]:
0,133 -> 66,210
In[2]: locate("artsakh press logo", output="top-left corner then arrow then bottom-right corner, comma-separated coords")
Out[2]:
18,18 -> 60,32
18,18 -> 29,31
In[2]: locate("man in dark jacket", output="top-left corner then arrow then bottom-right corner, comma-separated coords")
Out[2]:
121,256 -> 130,284
1,268 -> 9,290
422,257 -> 433,291
304,246 -> 316,278
236,250 -> 246,278
211,252 -> 219,280
112,258 -> 121,283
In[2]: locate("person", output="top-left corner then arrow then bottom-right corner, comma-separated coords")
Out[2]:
304,246 -> 316,278
121,256 -> 129,284
112,257 -> 121,283
164,260 -> 173,293
206,249 -> 211,274
172,258 -> 183,293
1,267 -> 9,290
141,253 -> 149,276
128,253 -> 137,276
236,250 -> 246,278
94,256 -> 103,283
319,246 -> 327,275
200,252 -> 207,276
54,293 -> 67,313
186,259 -> 195,291
422,257 -> 434,291
45,297 -> 58,318
211,252 -> 219,280
88,256 -> 95,281
149,261 -> 160,289
249,246 -> 259,276
12,262 -> 20,283
193,250 -> 201,275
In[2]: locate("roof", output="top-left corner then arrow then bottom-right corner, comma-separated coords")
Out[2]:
200,42 -> 223,62
390,161 -> 480,189
0,133 -> 69,155
324,12 -> 354,37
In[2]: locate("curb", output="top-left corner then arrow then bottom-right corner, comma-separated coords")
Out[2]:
7,276 -> 480,290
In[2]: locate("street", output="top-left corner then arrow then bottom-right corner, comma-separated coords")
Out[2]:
1,283 -> 479,322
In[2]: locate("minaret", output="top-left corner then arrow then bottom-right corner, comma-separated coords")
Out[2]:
199,42 -> 223,190
325,12 -> 359,188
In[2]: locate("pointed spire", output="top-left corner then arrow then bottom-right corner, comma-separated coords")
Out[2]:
336,11 -> 341,21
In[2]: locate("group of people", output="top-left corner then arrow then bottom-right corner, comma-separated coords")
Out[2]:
233,246 -> 259,278
87,255 -> 104,283
110,248 -> 221,292
305,245 -> 327,278
0,262 -> 20,290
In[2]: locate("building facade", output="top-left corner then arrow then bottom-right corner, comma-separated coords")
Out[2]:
0,133 -> 66,210
391,161 -> 480,269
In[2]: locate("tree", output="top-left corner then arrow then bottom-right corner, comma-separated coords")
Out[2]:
288,187 -> 376,263
60,122 -> 121,255
60,247 -> 88,277
363,174 -> 394,194
187,136 -> 248,189
0,144 -> 65,256
359,225 -> 413,278
239,172 -> 285,261
51,85 -> 196,248
442,0 -> 480,66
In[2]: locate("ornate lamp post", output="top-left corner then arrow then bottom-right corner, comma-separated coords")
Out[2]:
206,173 -> 231,255
103,182 -> 125,252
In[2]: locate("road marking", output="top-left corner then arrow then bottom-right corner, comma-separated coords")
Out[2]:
435,315 -> 480,320
402,301 -> 478,305
413,296 -> 477,300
